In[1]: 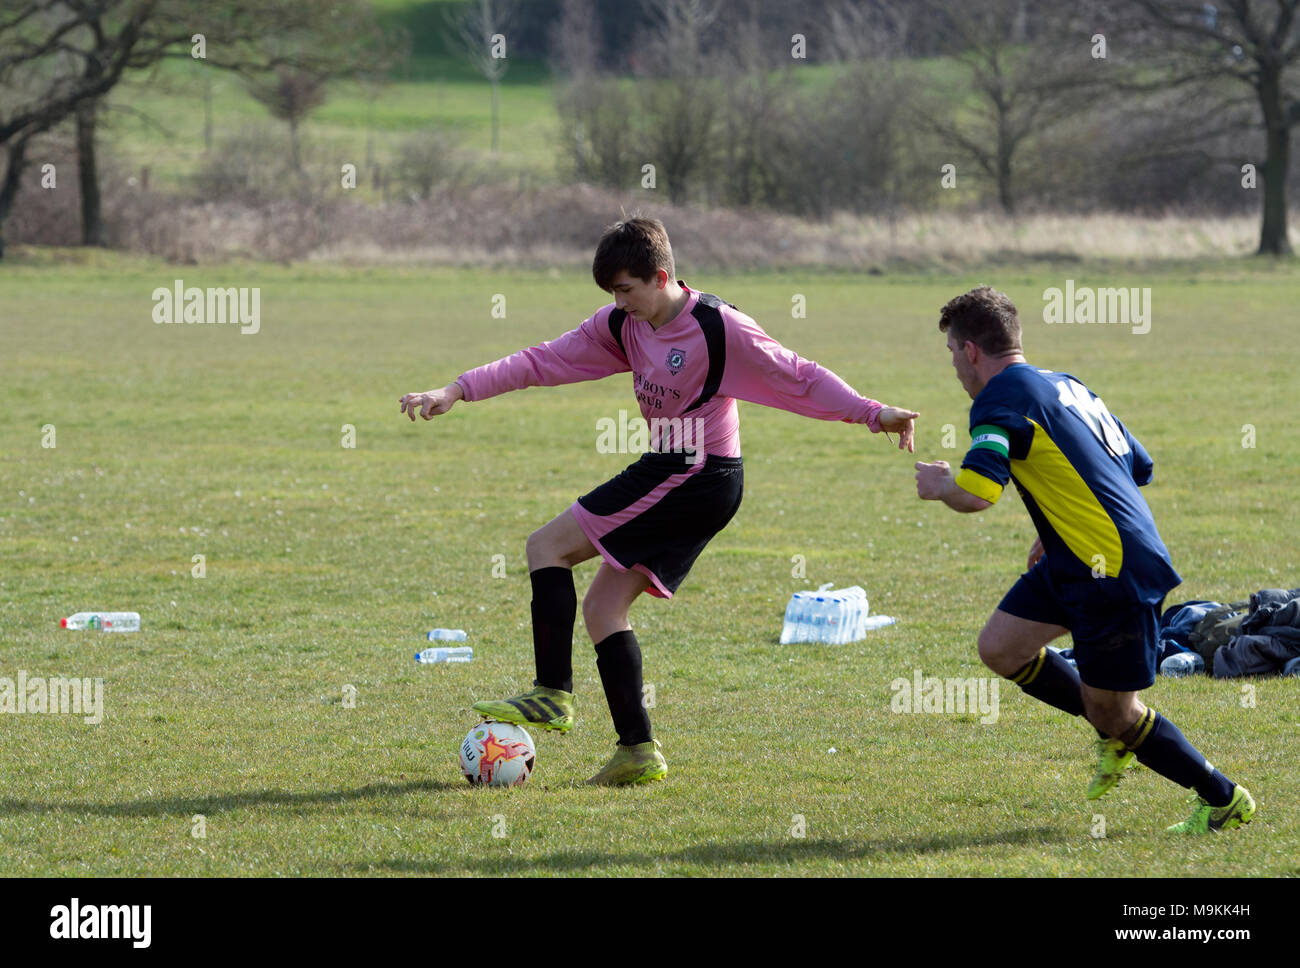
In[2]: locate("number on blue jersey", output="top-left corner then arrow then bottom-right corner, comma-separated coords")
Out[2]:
1055,377 -> 1129,458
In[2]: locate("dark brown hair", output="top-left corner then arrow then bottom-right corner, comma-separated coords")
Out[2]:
938,285 -> 1022,355
592,215 -> 675,292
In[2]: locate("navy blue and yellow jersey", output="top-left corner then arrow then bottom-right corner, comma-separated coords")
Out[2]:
955,363 -> 1181,607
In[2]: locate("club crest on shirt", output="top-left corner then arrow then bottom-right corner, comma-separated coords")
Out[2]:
666,348 -> 686,375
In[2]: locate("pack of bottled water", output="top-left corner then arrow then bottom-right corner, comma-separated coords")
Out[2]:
779,583 -> 895,644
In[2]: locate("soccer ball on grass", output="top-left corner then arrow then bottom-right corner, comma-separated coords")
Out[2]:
458,721 -> 536,786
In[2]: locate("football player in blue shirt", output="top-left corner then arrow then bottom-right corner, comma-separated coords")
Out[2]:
914,286 -> 1254,835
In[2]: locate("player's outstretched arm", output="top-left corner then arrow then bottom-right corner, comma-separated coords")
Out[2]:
434,314 -> 630,406
875,406 -> 920,453
399,382 -> 464,421
717,314 -> 920,451
914,460 -> 992,513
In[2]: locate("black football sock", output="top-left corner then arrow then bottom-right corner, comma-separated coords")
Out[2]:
594,630 -> 652,747
1006,647 -> 1086,718
529,567 -> 576,693
1120,709 -> 1237,807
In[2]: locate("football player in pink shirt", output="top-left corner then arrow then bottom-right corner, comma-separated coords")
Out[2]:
400,216 -> 918,784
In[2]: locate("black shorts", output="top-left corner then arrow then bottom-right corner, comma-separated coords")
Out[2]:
570,452 -> 744,599
999,559 -> 1162,691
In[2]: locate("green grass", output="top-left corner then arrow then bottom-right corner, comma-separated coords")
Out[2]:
1,254 -> 1298,875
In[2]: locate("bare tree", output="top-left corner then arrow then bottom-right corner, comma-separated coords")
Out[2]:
912,0 -> 1109,214
550,0 -> 600,80
245,67 -> 327,173
0,0 -> 393,257
1120,0 -> 1300,254
818,0 -> 918,216
635,0 -> 721,205
715,17 -> 788,209
0,1 -> 155,257
392,128 -> 462,200
74,97 -> 104,243
556,0 -> 922,215
824,0 -> 913,61
551,0 -> 608,184
448,0 -> 516,155
556,74 -> 638,187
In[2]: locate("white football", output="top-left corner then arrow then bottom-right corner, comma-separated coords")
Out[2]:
458,721 -> 536,787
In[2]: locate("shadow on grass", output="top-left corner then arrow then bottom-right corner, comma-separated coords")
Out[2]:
360,825 -> 1064,875
0,778 -> 466,818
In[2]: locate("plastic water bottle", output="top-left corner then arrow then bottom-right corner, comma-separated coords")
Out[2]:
839,597 -> 857,643
841,597 -> 858,642
416,646 -> 473,664
1159,651 -> 1204,677
60,611 -> 140,632
426,629 -> 468,642
838,587 -> 867,641
821,597 -> 842,641
810,596 -> 829,643
780,596 -> 800,644
795,594 -> 814,644
838,596 -> 854,643
862,614 -> 896,631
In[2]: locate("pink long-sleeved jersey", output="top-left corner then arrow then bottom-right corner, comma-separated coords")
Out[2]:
454,284 -> 884,458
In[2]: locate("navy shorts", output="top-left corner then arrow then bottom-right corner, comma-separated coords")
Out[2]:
998,560 -> 1162,691
571,452 -> 744,599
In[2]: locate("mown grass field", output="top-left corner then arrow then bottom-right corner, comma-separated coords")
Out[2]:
1,252 -> 1297,876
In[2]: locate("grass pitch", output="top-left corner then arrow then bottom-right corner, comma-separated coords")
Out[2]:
1,252 -> 1297,875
